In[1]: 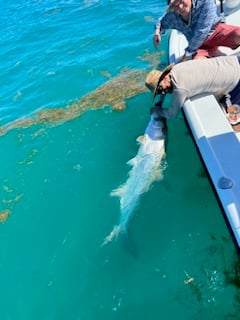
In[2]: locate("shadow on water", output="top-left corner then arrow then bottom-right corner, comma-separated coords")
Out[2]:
224,253 -> 240,288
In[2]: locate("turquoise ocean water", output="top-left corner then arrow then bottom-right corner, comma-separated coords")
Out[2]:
0,1 -> 239,319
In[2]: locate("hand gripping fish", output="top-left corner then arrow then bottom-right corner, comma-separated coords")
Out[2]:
101,100 -> 167,256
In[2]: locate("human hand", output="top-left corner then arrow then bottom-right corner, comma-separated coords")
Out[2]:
150,102 -> 163,115
153,34 -> 161,49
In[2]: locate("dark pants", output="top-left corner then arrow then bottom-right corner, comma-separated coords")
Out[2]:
229,56 -> 240,105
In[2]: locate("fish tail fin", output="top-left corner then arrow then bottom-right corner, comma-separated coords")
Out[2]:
101,226 -> 138,258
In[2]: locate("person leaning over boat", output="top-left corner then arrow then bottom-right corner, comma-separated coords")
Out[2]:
145,55 -> 240,124
153,0 -> 240,62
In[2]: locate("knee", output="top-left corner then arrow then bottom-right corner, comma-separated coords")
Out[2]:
234,31 -> 240,45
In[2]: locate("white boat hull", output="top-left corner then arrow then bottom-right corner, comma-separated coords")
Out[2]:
168,1 -> 240,248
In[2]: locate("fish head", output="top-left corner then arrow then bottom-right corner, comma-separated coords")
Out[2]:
144,113 -> 167,141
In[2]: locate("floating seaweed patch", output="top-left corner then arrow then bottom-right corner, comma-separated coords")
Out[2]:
183,270 -> 203,302
144,16 -> 155,22
224,257 -> 240,288
137,51 -> 164,68
0,52 -> 163,137
100,71 -> 112,78
0,68 -> 148,135
0,209 -> 11,223
1,180 -> 23,223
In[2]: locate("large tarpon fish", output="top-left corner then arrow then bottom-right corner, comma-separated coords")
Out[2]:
101,103 -> 167,256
